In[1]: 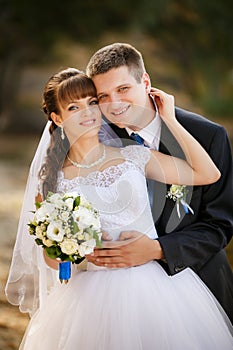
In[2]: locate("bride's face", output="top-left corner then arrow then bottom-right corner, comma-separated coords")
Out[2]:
52,96 -> 102,143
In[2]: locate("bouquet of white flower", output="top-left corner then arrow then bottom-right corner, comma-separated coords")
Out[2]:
28,192 -> 102,282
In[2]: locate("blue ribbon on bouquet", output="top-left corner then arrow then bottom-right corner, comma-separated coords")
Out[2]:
59,261 -> 71,284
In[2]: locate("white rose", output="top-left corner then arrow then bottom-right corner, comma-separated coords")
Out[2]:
78,239 -> 96,257
60,211 -> 70,221
42,237 -> 54,247
77,233 -> 84,240
48,193 -> 64,208
73,207 -> 100,230
64,197 -> 75,211
65,227 -> 71,235
34,202 -> 53,222
80,195 -> 92,208
60,239 -> 79,255
40,223 -> 47,231
47,222 -> 65,242
49,208 -> 61,221
83,232 -> 92,241
35,225 -> 45,239
90,216 -> 101,231
65,191 -> 79,198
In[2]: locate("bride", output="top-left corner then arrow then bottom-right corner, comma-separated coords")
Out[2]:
5,68 -> 233,349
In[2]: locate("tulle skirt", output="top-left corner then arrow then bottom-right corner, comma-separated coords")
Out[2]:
19,261 -> 233,350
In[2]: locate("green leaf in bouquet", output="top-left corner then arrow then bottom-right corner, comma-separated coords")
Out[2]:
93,230 -> 102,248
35,238 -> 43,246
59,252 -> 71,262
73,221 -> 79,234
68,254 -> 77,263
74,256 -> 85,265
28,222 -> 36,235
74,196 -> 80,209
35,201 -> 42,209
58,253 -> 78,263
85,227 -> 94,235
45,245 -> 61,259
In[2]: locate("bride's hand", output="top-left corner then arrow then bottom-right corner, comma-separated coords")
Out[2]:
150,87 -> 176,123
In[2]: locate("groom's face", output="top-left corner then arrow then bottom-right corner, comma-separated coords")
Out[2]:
92,66 -> 154,130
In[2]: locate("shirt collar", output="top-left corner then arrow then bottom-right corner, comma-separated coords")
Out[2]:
126,112 -> 161,146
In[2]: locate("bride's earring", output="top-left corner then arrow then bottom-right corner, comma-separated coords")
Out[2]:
60,126 -> 65,140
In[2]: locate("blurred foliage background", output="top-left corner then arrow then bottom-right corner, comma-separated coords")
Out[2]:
0,2 -> 232,347
0,0 -> 232,134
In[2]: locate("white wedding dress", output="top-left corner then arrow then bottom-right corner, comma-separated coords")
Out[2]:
19,146 -> 233,349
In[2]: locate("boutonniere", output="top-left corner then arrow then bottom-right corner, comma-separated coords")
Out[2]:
166,185 -> 194,218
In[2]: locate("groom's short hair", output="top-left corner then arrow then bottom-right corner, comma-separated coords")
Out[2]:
86,43 -> 146,83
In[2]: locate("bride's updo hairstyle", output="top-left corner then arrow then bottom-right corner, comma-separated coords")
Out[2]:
40,68 -> 97,198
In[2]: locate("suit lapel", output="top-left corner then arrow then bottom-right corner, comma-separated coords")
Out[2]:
159,120 -> 185,158
155,120 -> 195,233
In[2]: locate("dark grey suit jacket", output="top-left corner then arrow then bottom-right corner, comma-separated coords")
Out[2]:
102,107 -> 233,323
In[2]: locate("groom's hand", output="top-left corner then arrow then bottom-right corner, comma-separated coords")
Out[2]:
86,231 -> 164,268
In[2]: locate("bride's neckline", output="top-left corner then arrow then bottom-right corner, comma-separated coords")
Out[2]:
58,145 -> 149,182
59,159 -> 129,182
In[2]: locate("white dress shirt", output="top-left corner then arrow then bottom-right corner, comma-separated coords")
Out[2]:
126,111 -> 161,208
126,113 -> 161,151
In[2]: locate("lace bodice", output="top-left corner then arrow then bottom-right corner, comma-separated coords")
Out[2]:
57,146 -> 157,240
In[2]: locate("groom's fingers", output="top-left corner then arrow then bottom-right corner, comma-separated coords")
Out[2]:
86,233 -> 149,267
87,248 -> 121,259
87,252 -> 127,268
98,248 -> 121,256
86,246 -> 128,266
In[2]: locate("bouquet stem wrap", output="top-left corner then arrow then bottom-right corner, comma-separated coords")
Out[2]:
59,261 -> 71,284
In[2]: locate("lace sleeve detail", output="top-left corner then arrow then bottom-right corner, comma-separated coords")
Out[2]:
121,145 -> 151,172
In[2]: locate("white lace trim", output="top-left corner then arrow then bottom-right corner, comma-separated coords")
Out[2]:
57,145 -> 151,192
121,145 -> 151,167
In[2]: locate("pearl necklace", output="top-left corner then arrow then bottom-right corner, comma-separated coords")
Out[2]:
67,146 -> 106,169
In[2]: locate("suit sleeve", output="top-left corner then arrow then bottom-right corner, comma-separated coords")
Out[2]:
158,126 -> 233,275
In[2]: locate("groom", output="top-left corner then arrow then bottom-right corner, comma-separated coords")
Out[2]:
86,42 -> 233,323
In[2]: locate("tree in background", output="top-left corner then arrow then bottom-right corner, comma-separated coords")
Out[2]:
0,0 -> 232,132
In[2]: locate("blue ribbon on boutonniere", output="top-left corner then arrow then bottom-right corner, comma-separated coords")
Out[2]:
166,185 -> 194,219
